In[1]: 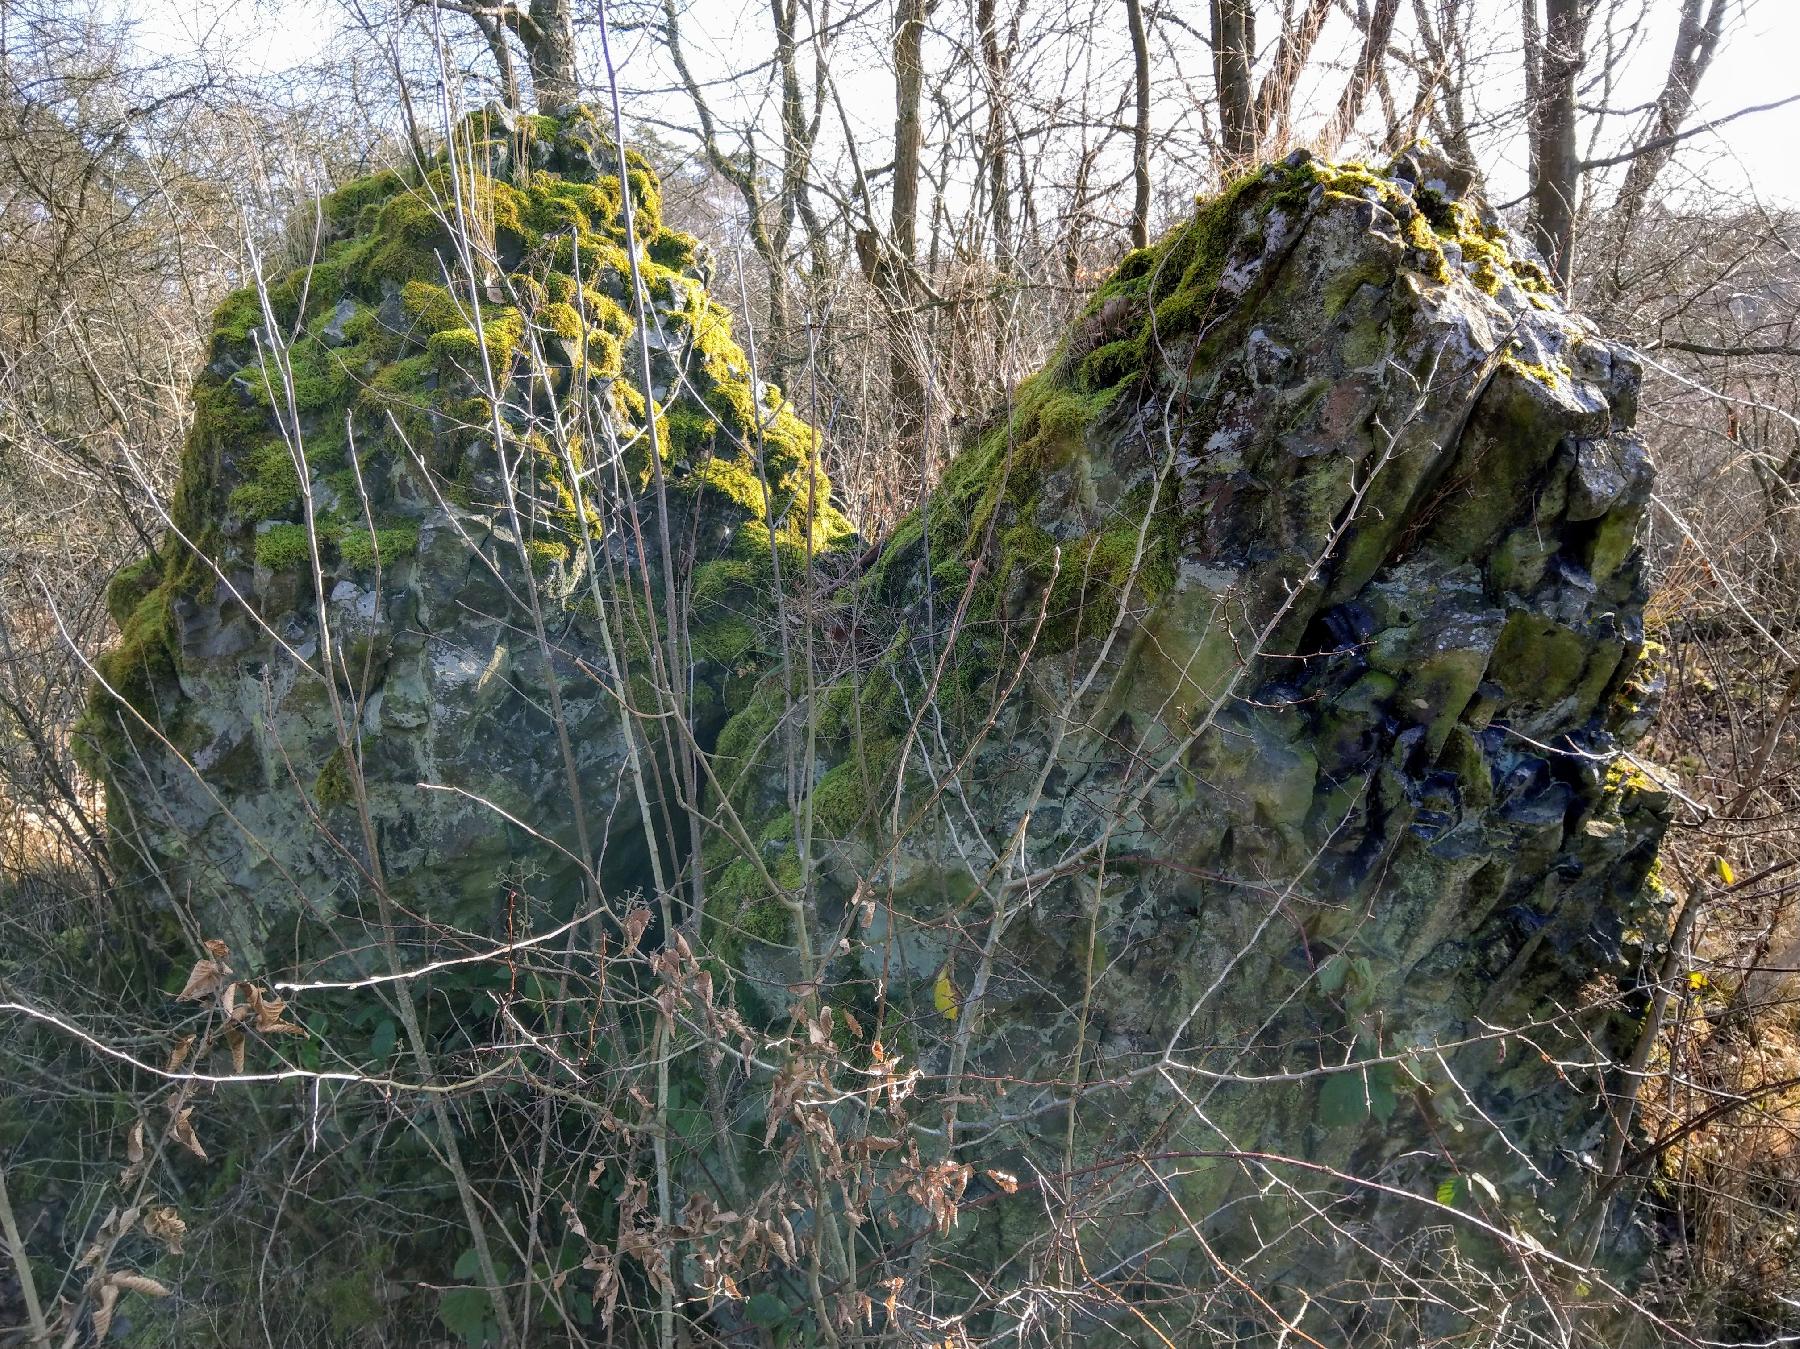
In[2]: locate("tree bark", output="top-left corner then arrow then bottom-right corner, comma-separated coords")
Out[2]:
525,0 -> 579,109
1254,0 -> 1333,153
471,10 -> 522,115
1210,0 -> 1256,167
891,0 -> 930,265
658,0 -> 794,369
890,0 -> 934,469
1412,0 -> 1480,180
1125,0 -> 1151,248
1608,0 -> 1727,246
1526,0 -> 1586,290
1317,0 -> 1402,157
978,0 -> 1015,264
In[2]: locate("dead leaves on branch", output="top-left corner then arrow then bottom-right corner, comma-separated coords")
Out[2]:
89,1269 -> 172,1341
71,1203 -> 182,1340
165,1102 -> 206,1160
620,904 -> 651,954
143,1205 -> 188,1255
117,939 -> 313,1215
234,982 -> 306,1036
174,957 -> 230,1004
909,1158 -> 974,1234
173,939 -> 308,1081
119,1118 -> 145,1187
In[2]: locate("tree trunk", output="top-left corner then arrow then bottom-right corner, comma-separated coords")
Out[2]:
1317,0 -> 1402,156
471,11 -> 522,115
657,0 -> 794,373
978,0 -> 1014,265
1254,0 -> 1333,152
1413,0 -> 1481,181
1606,0 -> 1727,254
769,0 -> 810,375
1526,0 -> 1585,290
525,0 -> 579,109
1125,0 -> 1151,248
890,0 -> 933,473
1210,0 -> 1256,168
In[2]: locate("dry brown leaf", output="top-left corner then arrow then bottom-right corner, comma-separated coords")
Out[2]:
175,958 -> 230,1003
166,1105 -> 206,1160
119,1118 -> 147,1187
201,938 -> 229,960
581,1244 -> 620,1327
224,1026 -> 246,1074
165,1034 -> 196,1073
621,906 -> 650,954
983,1168 -> 1020,1195
144,1206 -> 187,1256
107,1272 -> 171,1298
75,1238 -> 103,1271
220,980 -> 242,1021
91,1280 -> 120,1342
244,985 -> 305,1034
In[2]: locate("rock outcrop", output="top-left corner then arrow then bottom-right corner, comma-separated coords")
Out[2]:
85,105 -> 848,955
708,147 -> 1670,1335
90,121 -> 1669,1341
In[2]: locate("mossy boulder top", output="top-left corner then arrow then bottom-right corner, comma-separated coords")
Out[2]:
85,104 -> 849,947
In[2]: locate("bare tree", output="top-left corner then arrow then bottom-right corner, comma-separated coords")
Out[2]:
1125,0 -> 1150,246
1210,0 -> 1255,167
1525,0 -> 1587,287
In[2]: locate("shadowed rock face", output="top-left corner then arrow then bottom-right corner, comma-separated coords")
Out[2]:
95,128 -> 1668,1337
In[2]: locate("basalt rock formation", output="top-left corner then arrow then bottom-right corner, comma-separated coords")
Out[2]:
90,117 -> 1670,1342
85,105 -> 849,955
710,147 -> 1671,1335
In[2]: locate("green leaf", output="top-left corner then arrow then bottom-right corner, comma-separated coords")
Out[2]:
453,1248 -> 484,1280
370,1018 -> 398,1060
438,1287 -> 495,1346
1318,1071 -> 1368,1127
1317,954 -> 1349,994
1367,1063 -> 1398,1122
746,1292 -> 789,1328
1317,1063 -> 1398,1128
1436,1177 -> 1460,1207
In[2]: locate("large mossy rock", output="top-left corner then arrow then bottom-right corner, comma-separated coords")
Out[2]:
708,148 -> 1669,1331
92,129 -> 1669,1339
85,106 -> 849,956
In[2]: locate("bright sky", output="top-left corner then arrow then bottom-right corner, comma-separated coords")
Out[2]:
131,0 -> 1800,209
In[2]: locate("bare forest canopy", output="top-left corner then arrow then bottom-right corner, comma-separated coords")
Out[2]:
2,2 -> 1799,1347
